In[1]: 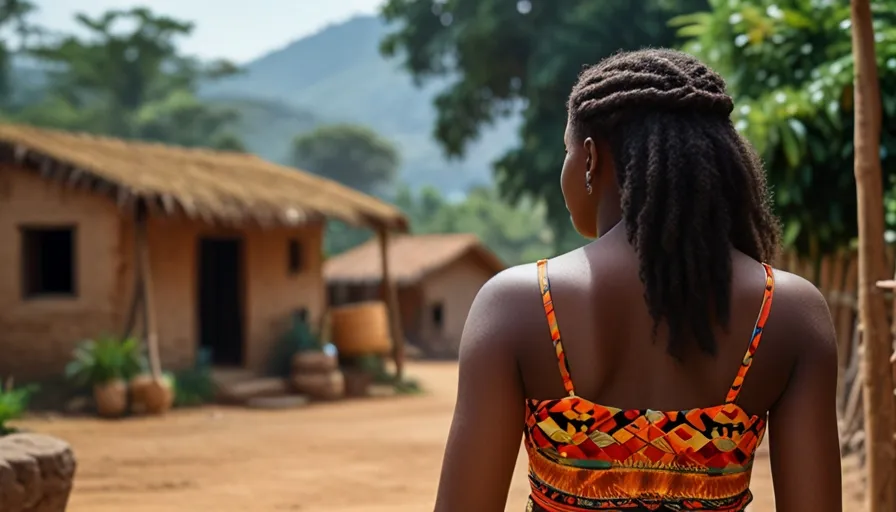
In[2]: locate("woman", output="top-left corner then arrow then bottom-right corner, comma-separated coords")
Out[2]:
434,49 -> 841,511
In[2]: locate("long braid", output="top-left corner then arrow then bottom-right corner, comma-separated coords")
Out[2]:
568,49 -> 781,358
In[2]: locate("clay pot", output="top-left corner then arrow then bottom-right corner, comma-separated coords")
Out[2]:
291,370 -> 345,401
129,374 -> 174,415
291,351 -> 338,374
93,379 -> 127,418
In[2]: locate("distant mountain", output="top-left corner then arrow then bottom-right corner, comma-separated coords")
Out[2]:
202,15 -> 519,193
209,96 -> 319,164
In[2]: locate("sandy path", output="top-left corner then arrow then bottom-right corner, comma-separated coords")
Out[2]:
17,362 -> 859,511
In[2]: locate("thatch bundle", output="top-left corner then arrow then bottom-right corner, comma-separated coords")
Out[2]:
0,123 -> 407,231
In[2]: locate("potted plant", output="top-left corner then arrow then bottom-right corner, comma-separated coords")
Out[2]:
129,372 -> 175,415
0,377 -> 37,435
65,337 -> 144,418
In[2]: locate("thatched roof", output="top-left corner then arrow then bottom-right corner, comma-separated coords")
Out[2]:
324,233 -> 504,285
0,123 -> 407,231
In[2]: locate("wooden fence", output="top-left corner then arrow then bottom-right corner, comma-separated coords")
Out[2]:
778,248 -> 896,459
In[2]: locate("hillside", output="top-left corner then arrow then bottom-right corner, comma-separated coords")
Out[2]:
202,15 -> 519,193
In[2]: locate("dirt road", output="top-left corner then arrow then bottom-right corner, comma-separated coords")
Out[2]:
18,362 -> 860,511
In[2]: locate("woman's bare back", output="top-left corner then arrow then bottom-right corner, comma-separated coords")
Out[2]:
434,227 -> 841,511
516,226 -> 791,419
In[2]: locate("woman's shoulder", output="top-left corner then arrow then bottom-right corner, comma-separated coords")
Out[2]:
472,261 -> 544,318
764,265 -> 837,359
460,262 -> 553,355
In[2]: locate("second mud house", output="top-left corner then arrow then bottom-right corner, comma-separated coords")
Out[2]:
325,234 -> 503,357
0,124 -> 407,380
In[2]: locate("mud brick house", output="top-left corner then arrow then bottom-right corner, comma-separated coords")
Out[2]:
0,124 -> 407,380
325,234 -> 503,358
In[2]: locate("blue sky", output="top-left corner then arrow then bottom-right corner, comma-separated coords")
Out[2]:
31,0 -> 384,63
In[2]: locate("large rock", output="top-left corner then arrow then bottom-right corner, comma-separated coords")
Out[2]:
0,434 -> 76,512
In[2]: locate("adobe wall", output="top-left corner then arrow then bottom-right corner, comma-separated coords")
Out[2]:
0,166 -> 126,380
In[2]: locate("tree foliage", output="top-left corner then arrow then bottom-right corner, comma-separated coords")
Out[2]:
673,0 -> 896,257
323,185 -> 553,265
394,185 -> 553,265
291,123 -> 401,195
0,0 -> 36,105
381,0 -> 709,251
14,7 -> 243,150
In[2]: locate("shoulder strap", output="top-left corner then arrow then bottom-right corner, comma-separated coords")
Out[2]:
537,259 -> 576,397
725,263 -> 776,404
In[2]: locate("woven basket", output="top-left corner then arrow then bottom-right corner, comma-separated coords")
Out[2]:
330,301 -> 392,357
291,370 -> 345,400
292,351 -> 338,374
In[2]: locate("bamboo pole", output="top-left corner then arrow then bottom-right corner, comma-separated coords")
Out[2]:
120,277 -> 143,340
136,206 -> 162,380
378,227 -> 405,381
851,0 -> 896,508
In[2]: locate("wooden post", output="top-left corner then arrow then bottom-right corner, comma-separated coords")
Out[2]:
378,227 -> 405,381
136,205 -> 163,380
851,0 -> 896,509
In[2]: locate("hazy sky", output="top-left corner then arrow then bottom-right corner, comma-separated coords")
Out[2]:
31,0 -> 385,63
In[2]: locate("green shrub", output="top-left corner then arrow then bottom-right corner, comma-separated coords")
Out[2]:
0,378 -> 37,435
65,336 -> 146,387
173,348 -> 216,407
266,313 -> 319,377
394,378 -> 422,395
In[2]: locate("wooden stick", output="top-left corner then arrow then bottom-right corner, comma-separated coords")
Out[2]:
378,228 -> 405,381
136,205 -> 162,379
120,278 -> 143,340
851,0 -> 896,506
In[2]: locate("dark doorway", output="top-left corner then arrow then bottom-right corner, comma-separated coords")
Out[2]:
198,238 -> 245,366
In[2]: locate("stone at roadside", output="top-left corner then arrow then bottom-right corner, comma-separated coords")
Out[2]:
0,433 -> 76,512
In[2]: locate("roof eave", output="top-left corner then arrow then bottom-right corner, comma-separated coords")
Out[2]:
0,138 -> 409,232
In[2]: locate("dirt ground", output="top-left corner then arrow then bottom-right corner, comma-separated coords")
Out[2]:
18,362 -> 863,512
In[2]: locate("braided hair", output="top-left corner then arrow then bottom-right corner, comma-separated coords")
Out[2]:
568,48 -> 780,358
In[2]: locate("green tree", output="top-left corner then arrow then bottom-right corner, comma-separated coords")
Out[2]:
672,0 -> 896,257
394,185 -> 554,265
19,7 -> 242,150
0,0 -> 39,109
293,124 -> 402,259
381,0 -> 709,252
291,124 -> 401,195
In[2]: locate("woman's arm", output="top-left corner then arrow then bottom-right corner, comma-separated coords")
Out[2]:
434,273 -> 527,512
768,276 -> 842,510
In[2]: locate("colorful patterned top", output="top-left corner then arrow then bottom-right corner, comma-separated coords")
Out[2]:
525,259 -> 775,512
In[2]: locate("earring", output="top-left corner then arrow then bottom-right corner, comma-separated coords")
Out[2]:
585,170 -> 593,195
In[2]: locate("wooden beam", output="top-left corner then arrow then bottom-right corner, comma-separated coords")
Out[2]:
851,0 -> 896,508
378,227 -> 405,381
136,204 -> 163,379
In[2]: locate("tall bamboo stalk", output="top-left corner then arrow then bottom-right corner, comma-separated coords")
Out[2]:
851,1 -> 896,509
136,207 -> 162,380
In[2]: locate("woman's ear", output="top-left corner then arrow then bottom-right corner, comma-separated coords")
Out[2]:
583,137 -> 599,176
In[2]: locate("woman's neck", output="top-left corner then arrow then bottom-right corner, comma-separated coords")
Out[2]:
597,198 -> 623,237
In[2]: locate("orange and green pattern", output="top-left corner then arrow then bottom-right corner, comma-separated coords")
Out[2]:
539,260 -> 575,397
524,260 -> 775,511
725,264 -> 775,403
